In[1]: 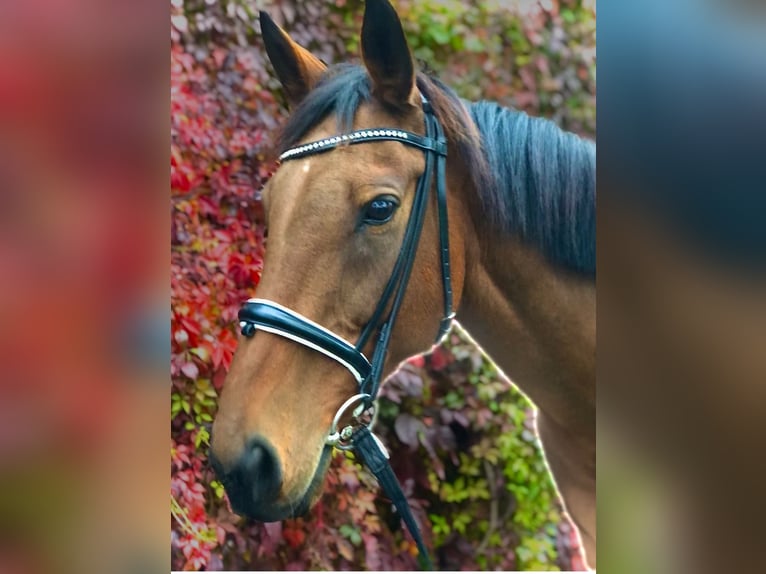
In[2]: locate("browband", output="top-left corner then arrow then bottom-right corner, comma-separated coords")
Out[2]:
279,128 -> 447,161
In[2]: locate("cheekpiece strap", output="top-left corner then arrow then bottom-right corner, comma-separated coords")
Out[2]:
426,104 -> 455,342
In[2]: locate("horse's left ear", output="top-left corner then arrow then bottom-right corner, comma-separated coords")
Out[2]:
260,11 -> 326,107
361,0 -> 418,110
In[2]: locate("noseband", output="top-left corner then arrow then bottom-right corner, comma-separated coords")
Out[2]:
237,95 -> 451,569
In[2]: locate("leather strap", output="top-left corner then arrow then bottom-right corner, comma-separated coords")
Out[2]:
238,299 -> 371,384
279,128 -> 447,162
355,100 -> 453,350
425,99 -> 455,340
353,426 -> 434,570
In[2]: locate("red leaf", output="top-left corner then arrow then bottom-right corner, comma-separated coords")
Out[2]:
211,344 -> 224,369
429,346 -> 451,370
180,317 -> 201,336
282,527 -> 305,548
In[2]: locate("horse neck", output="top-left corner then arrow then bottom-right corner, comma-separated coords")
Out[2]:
453,182 -> 596,435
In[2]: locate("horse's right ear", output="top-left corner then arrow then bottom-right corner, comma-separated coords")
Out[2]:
259,11 -> 326,107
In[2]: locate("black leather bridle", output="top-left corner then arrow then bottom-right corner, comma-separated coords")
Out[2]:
238,95 -> 452,569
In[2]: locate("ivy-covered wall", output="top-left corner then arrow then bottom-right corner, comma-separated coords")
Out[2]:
171,0 -> 595,570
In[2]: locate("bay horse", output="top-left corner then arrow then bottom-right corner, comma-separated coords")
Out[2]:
210,0 -> 595,568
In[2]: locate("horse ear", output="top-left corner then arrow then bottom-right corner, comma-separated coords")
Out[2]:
259,11 -> 326,107
361,0 -> 417,110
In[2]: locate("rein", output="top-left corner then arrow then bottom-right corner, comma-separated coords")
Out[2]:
238,95 -> 452,570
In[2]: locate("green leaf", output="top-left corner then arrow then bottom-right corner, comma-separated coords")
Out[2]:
339,524 -> 361,546
464,37 -> 485,52
429,27 -> 450,45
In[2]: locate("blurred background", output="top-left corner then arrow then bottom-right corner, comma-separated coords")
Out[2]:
598,2 -> 766,574
171,0 -> 594,570
1,0 -> 168,573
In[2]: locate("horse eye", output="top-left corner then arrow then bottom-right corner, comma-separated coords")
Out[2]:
362,196 -> 399,225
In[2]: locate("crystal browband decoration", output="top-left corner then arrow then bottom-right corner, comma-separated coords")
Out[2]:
279,129 -> 411,161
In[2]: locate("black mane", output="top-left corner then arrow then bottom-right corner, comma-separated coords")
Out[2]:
467,102 -> 596,275
277,64 -> 595,276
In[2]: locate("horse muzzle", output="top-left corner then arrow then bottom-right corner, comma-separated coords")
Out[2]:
210,435 -> 330,522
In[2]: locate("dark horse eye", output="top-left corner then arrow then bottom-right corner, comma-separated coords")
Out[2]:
362,196 -> 398,225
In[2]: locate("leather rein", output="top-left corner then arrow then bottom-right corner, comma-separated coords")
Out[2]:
238,95 -> 453,569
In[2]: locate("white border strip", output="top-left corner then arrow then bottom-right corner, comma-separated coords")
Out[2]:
242,298 -> 369,383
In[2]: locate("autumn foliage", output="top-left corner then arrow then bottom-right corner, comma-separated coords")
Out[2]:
171,0 -> 595,570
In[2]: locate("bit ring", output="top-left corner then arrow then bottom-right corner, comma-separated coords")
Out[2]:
326,393 -> 375,449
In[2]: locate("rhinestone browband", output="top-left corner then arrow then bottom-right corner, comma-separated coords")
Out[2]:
279,128 -> 446,162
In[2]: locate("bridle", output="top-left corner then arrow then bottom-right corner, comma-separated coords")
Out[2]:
237,95 -> 452,569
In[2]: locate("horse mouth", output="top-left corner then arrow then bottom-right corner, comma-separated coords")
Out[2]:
213,444 -> 333,523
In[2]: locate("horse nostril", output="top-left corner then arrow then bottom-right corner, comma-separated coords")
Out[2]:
237,436 -> 282,503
